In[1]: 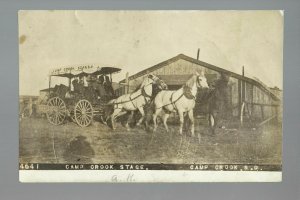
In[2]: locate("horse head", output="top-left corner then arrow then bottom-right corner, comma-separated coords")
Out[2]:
195,71 -> 209,89
140,74 -> 168,98
185,71 -> 209,90
142,74 -> 167,89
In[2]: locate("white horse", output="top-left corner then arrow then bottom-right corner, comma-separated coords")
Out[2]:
153,71 -> 209,137
108,74 -> 167,130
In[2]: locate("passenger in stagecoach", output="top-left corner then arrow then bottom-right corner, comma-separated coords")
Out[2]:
79,74 -> 88,87
72,78 -> 79,93
94,75 -> 106,99
72,77 -> 85,95
98,75 -> 105,85
103,75 -> 115,96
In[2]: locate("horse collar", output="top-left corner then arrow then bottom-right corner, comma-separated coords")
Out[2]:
183,85 -> 196,100
141,86 -> 152,98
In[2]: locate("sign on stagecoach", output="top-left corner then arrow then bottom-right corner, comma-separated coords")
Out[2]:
49,64 -> 121,78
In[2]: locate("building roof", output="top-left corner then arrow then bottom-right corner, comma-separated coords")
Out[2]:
120,54 -> 279,101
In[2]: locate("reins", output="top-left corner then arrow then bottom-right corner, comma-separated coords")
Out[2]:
105,81 -> 156,107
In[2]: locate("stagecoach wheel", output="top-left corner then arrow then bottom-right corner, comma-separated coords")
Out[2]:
74,99 -> 94,127
46,97 -> 67,125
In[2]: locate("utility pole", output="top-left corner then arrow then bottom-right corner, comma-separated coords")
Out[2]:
197,48 -> 200,60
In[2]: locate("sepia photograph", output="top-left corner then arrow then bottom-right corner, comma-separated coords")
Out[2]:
18,10 -> 283,182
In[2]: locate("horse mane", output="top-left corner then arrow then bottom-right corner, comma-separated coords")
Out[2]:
185,74 -> 197,89
133,84 -> 142,92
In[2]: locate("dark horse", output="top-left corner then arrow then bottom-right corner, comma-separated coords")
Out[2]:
206,72 -> 231,134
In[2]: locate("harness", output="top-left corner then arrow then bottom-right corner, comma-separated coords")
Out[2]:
111,81 -> 155,109
158,85 -> 197,110
169,92 -> 184,110
182,85 -> 196,100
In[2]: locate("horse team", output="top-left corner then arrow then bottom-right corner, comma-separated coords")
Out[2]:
105,71 -> 209,137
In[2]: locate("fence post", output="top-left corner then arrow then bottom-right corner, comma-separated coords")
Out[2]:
125,72 -> 129,94
240,101 -> 245,127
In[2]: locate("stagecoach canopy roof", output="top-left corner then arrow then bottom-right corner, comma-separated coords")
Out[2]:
49,65 -> 121,78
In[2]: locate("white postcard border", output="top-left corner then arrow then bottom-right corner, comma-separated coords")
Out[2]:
20,170 -> 282,182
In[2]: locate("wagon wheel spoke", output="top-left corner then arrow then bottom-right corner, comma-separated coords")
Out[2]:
79,102 -> 84,109
81,117 -> 87,126
54,97 -> 58,106
58,111 -> 65,118
54,114 -> 59,124
58,100 -> 64,107
77,114 -> 84,121
75,107 -> 82,112
84,118 -> 89,126
79,115 -> 86,126
59,105 -> 66,110
85,114 -> 92,119
57,114 -> 63,123
57,114 -> 64,123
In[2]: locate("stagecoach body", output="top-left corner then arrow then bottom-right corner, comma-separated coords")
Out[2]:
40,65 -> 121,127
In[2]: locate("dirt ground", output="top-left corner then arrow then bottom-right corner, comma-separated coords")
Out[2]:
19,116 -> 282,165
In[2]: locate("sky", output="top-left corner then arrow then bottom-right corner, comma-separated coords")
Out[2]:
19,10 -> 283,96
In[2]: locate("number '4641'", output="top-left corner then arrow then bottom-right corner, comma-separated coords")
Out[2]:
19,163 -> 39,170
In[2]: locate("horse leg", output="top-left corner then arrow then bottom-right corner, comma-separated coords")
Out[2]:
136,107 -> 145,126
104,105 -> 114,123
162,112 -> 170,133
188,109 -> 195,137
110,108 -> 120,130
209,111 -> 217,135
125,111 -> 134,131
153,107 -> 162,132
178,110 -> 184,135
110,108 -> 126,130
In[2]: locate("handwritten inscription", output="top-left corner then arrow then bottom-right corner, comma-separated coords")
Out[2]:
111,174 -> 135,182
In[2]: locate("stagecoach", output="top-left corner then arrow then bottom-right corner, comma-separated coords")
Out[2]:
41,65 -> 121,127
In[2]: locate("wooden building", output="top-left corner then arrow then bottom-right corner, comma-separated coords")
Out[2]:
119,54 -> 281,123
